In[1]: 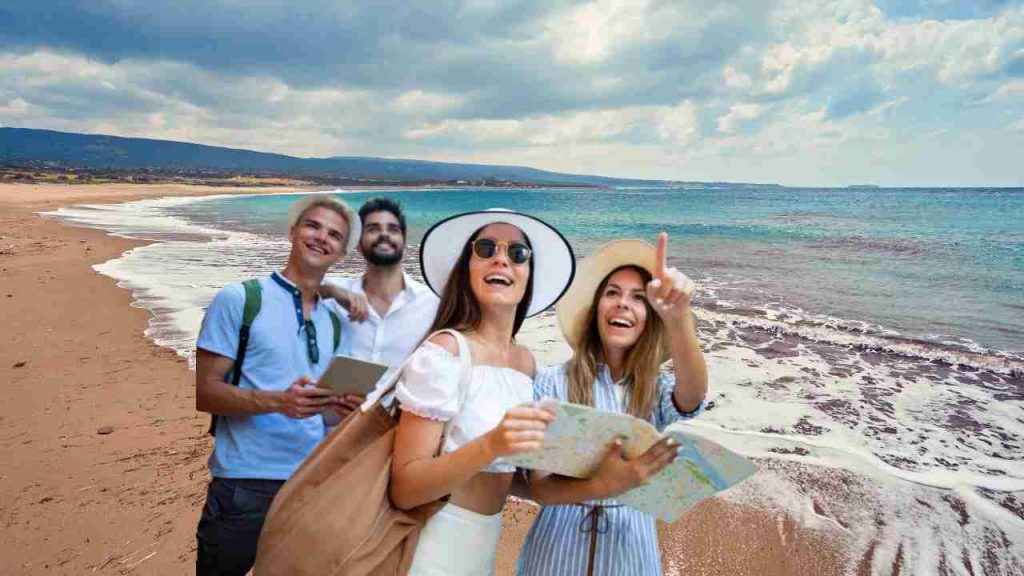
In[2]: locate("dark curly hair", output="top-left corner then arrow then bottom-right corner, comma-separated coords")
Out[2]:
358,197 -> 407,236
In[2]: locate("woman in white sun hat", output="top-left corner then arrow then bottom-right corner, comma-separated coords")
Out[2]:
516,232 -> 708,576
388,209 -> 576,575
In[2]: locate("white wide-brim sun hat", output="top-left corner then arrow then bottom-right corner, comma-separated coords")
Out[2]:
557,239 -> 658,351
419,209 -> 576,317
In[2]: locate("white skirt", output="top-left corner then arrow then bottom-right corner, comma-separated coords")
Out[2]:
408,503 -> 504,576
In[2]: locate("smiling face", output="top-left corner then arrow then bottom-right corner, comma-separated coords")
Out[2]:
595,266 -> 650,355
468,222 -> 531,312
288,205 -> 349,271
360,210 -> 405,266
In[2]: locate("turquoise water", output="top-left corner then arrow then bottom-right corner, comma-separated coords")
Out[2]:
172,186 -> 1024,355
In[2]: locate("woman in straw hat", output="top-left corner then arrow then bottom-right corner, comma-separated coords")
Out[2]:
388,209 -> 576,575
516,232 -> 708,576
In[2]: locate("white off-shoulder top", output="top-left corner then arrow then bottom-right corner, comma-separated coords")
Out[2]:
394,341 -> 533,473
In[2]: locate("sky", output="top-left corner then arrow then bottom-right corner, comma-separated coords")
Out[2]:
1,0 -> 1022,186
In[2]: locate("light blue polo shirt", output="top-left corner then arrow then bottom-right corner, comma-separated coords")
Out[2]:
197,271 -> 350,480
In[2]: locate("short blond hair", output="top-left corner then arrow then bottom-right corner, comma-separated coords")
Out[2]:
287,194 -> 360,255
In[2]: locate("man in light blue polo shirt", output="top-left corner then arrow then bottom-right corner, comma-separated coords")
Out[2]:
193,194 -> 360,576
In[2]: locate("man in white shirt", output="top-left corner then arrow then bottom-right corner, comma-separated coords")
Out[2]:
322,197 -> 439,381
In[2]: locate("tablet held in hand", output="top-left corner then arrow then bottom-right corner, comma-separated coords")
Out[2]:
317,355 -> 390,397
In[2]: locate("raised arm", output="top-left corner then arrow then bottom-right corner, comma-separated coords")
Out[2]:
319,282 -> 368,322
646,232 -> 707,413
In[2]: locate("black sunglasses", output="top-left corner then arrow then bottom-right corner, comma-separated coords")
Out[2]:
472,238 -> 532,265
302,319 -> 319,365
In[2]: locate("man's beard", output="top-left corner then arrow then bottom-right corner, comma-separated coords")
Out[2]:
363,240 -> 404,266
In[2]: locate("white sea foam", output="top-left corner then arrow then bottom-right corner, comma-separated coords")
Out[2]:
696,305 -> 1024,376
44,194 -> 256,239
678,322 -> 1024,574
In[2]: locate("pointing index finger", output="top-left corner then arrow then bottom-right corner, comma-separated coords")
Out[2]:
655,232 -> 667,279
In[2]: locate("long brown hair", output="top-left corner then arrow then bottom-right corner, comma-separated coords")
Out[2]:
567,265 -> 665,419
426,226 -> 535,338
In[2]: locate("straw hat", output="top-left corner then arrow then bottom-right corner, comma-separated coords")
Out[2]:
556,239 -> 660,351
419,209 -> 575,317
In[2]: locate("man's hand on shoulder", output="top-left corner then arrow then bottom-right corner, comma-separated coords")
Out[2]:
320,283 -> 369,322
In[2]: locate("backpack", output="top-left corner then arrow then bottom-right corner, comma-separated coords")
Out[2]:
253,329 -> 473,576
208,278 -> 342,436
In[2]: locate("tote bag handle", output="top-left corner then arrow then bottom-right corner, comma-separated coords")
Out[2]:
361,328 -> 473,417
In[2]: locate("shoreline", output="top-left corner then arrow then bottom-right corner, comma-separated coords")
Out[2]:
4,182 -> 1016,575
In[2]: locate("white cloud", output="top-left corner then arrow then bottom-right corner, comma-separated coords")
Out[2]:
404,118 -> 524,143
0,97 -> 30,118
866,96 -> 908,116
722,65 -> 753,90
545,0 -> 743,67
882,13 -> 1024,86
390,90 -> 464,114
981,80 -> 1024,104
656,101 -> 700,144
717,103 -> 764,134
547,0 -> 661,64
404,111 -> 609,146
548,0 -> 635,63
758,42 -> 826,95
746,1 -> 1024,98
405,102 -> 702,148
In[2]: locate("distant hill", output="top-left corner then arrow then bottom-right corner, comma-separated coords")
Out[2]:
0,127 -> 669,187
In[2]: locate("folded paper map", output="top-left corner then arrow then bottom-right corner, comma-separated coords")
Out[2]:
504,400 -> 757,522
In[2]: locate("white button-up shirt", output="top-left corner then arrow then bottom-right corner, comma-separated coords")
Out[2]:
329,273 -> 439,378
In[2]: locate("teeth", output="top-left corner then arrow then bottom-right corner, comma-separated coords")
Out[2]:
609,318 -> 633,328
485,275 -> 512,286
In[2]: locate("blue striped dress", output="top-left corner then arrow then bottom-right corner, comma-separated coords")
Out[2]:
515,363 -> 704,576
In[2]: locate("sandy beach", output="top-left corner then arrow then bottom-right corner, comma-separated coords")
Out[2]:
0,182 -> 965,575
0,184 -> 323,574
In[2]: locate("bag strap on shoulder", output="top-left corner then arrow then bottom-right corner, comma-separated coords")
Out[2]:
438,329 -> 472,408
328,309 -> 342,352
231,279 -> 263,385
360,328 -> 472,411
435,330 -> 472,444
210,279 -> 262,436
